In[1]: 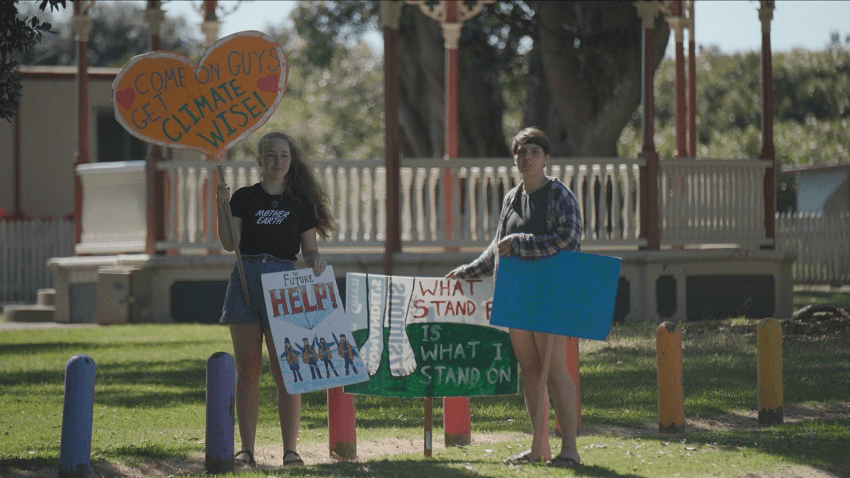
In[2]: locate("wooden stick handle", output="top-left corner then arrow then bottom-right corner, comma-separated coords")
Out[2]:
217,164 -> 252,308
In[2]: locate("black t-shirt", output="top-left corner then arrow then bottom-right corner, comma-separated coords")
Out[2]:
505,179 -> 552,236
229,183 -> 319,261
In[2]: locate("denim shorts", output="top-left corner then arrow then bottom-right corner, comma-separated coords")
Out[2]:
220,254 -> 296,329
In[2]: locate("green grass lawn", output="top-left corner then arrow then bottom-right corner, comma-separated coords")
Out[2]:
1,302 -> 849,477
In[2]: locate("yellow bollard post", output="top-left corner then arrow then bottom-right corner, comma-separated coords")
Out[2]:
758,318 -> 784,425
656,321 -> 685,433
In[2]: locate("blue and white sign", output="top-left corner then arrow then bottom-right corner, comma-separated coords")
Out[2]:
262,266 -> 369,394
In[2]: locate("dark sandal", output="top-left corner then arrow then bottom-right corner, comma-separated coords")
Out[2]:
283,449 -> 304,466
234,449 -> 255,466
503,449 -> 533,464
549,455 -> 582,468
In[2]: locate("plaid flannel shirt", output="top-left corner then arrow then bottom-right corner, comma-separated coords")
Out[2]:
450,177 -> 582,279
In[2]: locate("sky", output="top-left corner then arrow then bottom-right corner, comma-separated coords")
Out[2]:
51,0 -> 850,55
159,0 -> 850,56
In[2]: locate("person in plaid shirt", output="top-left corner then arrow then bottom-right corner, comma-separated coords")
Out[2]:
447,127 -> 583,468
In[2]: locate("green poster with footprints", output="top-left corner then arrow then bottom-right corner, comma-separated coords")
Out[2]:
343,274 -> 519,398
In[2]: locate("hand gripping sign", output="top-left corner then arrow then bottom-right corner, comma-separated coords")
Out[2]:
113,31 -> 289,306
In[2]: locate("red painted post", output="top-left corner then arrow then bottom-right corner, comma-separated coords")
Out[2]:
443,2 -> 460,241
73,3 -> 91,248
635,1 -> 661,249
441,1 -> 470,446
328,387 -> 357,460
383,2 -> 402,274
145,1 -> 166,255
759,1 -> 776,243
687,1 -> 697,158
669,0 -> 687,158
12,112 -> 22,218
443,396 -> 471,446
424,397 -> 433,456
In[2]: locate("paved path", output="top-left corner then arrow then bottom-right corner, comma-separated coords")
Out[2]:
0,321 -> 96,331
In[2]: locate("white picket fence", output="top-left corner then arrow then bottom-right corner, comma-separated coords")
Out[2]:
777,212 -> 850,285
0,219 -> 75,305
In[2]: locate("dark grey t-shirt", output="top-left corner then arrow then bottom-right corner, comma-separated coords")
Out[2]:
504,179 -> 552,236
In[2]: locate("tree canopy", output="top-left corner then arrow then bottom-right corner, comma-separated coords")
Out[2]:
0,0 -> 65,121
8,0 -> 847,174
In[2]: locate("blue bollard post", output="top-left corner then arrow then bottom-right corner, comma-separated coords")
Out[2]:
206,352 -> 236,474
59,354 -> 96,478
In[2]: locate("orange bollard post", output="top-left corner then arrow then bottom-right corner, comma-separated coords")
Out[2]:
758,318 -> 784,425
443,397 -> 471,447
656,322 -> 685,433
327,387 -> 356,460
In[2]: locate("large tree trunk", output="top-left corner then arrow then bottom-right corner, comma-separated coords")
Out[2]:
397,8 -> 509,158
527,1 -> 670,157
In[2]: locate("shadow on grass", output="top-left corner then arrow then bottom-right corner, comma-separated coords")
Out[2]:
287,458 -> 643,478
632,418 -> 850,477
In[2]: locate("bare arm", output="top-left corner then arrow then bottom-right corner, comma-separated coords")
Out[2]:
216,183 -> 241,251
300,227 -> 326,275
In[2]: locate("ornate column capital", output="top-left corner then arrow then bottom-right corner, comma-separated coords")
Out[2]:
382,1 -> 404,30
407,1 -> 494,48
759,0 -> 775,33
666,16 -> 687,42
73,14 -> 93,42
634,1 -> 663,29
441,22 -> 462,50
201,21 -> 220,47
144,6 -> 165,35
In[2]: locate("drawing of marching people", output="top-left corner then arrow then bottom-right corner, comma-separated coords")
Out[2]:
317,336 -> 340,378
280,337 -> 303,383
334,333 -> 359,376
301,337 -> 323,380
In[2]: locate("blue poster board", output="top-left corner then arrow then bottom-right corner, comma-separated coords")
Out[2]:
490,251 -> 621,340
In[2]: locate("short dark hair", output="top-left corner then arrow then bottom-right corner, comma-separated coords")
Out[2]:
511,127 -> 550,156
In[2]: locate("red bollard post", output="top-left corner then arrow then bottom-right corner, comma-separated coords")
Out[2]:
443,397 -> 471,446
328,387 -> 357,460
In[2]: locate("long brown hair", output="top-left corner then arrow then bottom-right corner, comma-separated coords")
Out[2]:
257,131 -> 336,240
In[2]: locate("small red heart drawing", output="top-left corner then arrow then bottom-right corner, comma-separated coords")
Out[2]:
257,74 -> 279,93
116,87 -> 135,110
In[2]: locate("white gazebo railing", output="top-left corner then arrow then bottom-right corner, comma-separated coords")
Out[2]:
153,157 -> 646,252
73,157 -> 775,254
76,161 -> 147,255
660,159 -> 774,248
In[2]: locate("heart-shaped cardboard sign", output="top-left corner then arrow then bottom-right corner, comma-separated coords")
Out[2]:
112,31 -> 288,160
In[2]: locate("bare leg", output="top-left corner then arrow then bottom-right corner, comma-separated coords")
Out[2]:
230,324 -> 265,453
533,332 -> 581,463
510,328 -> 551,462
265,330 -> 301,453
